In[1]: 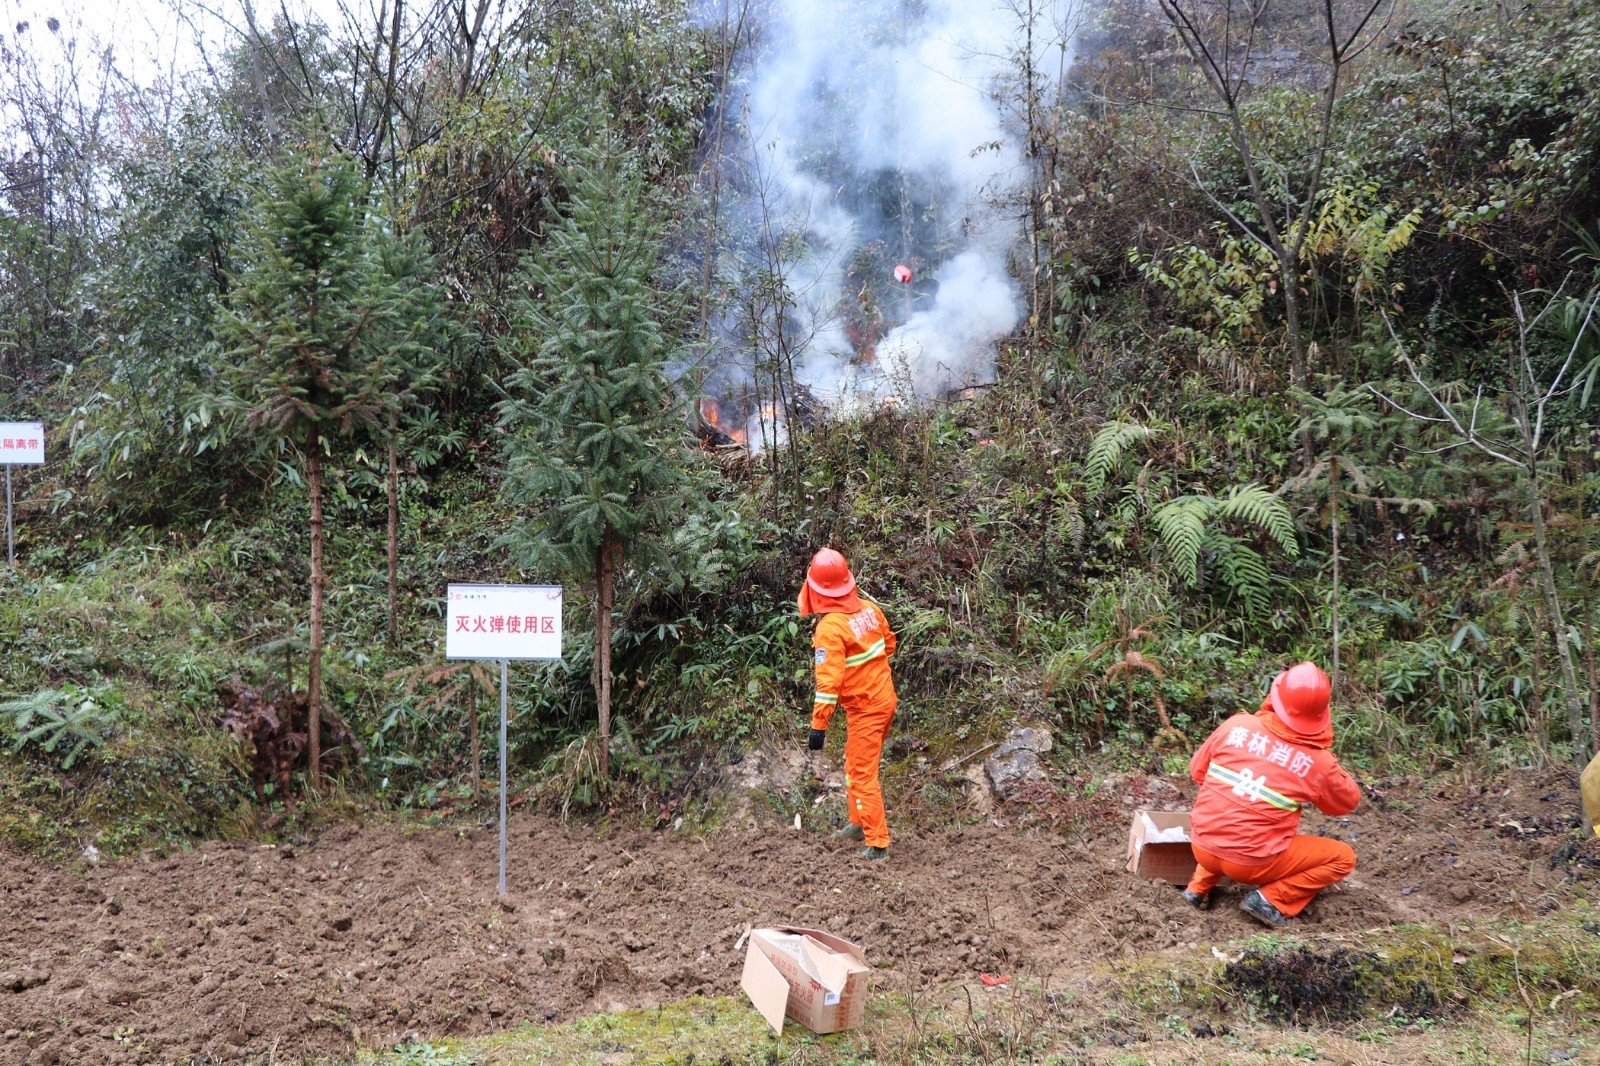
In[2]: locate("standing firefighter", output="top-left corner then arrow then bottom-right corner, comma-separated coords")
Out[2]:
800,548 -> 898,860
1182,662 -> 1361,926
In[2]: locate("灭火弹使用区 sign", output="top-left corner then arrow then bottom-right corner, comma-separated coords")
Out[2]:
0,423 -> 44,466
444,582 -> 563,897
446,583 -> 563,661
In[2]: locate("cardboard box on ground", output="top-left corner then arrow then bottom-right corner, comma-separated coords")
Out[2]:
740,927 -> 872,1035
1127,809 -> 1195,884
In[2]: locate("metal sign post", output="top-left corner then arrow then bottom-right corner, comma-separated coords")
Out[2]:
499,658 -> 509,896
0,422 -> 45,569
445,583 -> 563,895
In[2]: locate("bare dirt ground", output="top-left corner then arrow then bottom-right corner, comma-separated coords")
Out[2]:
0,766 -> 1591,1065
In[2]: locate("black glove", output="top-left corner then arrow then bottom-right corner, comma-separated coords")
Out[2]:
807,728 -> 827,751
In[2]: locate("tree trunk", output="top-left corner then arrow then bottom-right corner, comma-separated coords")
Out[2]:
698,0 -> 744,338
1022,0 -> 1044,345
1224,113 -> 1314,464
594,523 -> 616,782
1584,593 -> 1598,761
386,423 -> 400,648
1330,456 -> 1342,696
468,676 -> 480,796
361,0 -> 406,181
1527,471 -> 1587,765
307,424 -> 325,783
455,0 -> 492,104
240,0 -> 281,140
1529,597 -> 1548,761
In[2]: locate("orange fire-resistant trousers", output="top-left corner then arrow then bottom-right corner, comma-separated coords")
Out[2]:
1186,836 -> 1356,917
843,701 -> 896,848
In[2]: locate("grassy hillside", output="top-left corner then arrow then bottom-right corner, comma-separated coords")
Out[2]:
1,0 -> 1598,856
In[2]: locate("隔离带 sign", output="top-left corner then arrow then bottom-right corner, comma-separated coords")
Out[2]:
1,421 -> 44,568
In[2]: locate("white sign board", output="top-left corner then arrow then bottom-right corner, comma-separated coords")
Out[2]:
446,583 -> 563,660
0,423 -> 44,465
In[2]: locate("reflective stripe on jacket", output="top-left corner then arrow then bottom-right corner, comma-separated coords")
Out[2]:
811,599 -> 897,730
1188,711 -> 1360,865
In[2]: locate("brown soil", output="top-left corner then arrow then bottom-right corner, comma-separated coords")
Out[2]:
0,767 -> 1589,1065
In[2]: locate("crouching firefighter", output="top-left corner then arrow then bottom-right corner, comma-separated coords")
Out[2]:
799,548 -> 898,860
1183,662 -> 1361,926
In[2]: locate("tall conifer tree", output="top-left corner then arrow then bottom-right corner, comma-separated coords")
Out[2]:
223,147 -> 440,780
499,144 -> 697,782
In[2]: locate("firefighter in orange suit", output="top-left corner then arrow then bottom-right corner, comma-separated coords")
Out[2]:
800,548 -> 898,860
1182,662 -> 1361,926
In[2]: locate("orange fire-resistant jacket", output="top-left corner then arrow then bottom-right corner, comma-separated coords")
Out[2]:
1188,705 -> 1361,865
810,600 -> 897,730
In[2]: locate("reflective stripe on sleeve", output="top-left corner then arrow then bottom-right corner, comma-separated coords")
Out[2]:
813,693 -> 839,705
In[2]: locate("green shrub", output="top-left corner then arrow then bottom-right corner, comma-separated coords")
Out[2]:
1,685 -> 123,769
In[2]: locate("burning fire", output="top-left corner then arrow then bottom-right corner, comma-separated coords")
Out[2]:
845,318 -> 880,365
697,397 -> 794,453
698,397 -> 747,447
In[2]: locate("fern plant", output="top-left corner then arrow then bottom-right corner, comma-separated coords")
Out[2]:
1,686 -> 120,769
1076,418 -> 1300,617
1151,483 -> 1299,616
1083,419 -> 1163,497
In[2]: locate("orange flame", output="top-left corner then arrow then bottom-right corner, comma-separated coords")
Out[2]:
699,397 -> 748,447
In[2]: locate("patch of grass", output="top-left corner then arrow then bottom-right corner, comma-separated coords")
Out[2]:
369,1042 -> 480,1065
453,996 -> 793,1065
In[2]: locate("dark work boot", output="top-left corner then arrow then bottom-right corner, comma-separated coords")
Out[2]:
1181,889 -> 1212,910
1240,889 -> 1291,927
862,846 -> 890,861
833,823 -> 865,841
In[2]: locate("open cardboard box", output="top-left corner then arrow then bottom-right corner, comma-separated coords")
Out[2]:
740,926 -> 871,1035
1126,809 -> 1195,884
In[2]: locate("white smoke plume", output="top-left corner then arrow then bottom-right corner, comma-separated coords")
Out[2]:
696,0 -> 1056,425
877,248 -> 1024,399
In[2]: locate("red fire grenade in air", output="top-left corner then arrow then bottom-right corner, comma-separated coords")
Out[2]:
893,263 -> 912,284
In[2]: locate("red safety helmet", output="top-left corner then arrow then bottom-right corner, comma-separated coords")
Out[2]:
806,548 -> 857,598
1268,661 -> 1332,733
